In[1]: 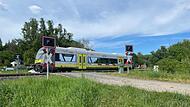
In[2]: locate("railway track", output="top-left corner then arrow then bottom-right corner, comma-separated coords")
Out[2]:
0,73 -> 46,80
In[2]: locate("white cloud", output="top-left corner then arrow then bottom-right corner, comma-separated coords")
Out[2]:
92,40 -> 133,49
60,0 -> 190,39
0,1 -> 7,11
64,13 -> 143,39
0,17 -> 22,43
1,0 -> 190,44
29,5 -> 42,14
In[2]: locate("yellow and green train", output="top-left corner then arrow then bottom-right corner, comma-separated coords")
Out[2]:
34,47 -> 131,72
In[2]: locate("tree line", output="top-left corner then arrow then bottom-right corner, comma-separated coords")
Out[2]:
133,40 -> 190,74
0,18 -> 88,66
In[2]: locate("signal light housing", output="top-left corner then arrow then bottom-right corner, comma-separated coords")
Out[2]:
125,45 -> 133,52
42,36 -> 56,48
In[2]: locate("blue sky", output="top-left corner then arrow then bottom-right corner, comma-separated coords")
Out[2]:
0,0 -> 190,54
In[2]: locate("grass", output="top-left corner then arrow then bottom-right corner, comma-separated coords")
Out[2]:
0,70 -> 29,74
0,76 -> 190,107
107,70 -> 190,83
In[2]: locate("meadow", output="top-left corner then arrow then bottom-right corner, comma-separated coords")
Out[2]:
0,76 -> 190,107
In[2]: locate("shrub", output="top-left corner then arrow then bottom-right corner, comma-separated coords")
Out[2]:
157,58 -> 180,74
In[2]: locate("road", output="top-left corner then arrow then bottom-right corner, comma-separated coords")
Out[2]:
54,72 -> 190,96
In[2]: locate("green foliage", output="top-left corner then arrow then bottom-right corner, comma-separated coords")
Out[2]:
136,52 -> 145,65
23,49 -> 35,65
168,40 -> 190,61
0,18 -> 86,65
132,53 -> 145,67
180,58 -> 190,73
0,76 -> 190,107
0,38 -> 3,51
0,50 -> 14,66
20,18 -> 85,64
148,46 -> 168,66
141,40 -> 190,74
109,70 -> 190,83
157,58 -> 180,74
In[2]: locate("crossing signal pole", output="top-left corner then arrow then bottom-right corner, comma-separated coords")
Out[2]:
42,36 -> 56,79
125,45 -> 133,73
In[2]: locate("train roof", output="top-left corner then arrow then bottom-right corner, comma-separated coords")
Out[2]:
56,47 -> 127,58
37,47 -> 128,59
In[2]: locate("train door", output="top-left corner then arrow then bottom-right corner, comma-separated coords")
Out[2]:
118,57 -> 124,73
118,57 -> 124,65
78,54 -> 87,69
82,54 -> 87,69
78,54 -> 83,69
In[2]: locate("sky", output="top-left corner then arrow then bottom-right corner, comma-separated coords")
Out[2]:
0,0 -> 190,54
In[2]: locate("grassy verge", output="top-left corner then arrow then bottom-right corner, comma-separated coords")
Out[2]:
0,76 -> 190,107
107,70 -> 190,83
0,70 -> 29,74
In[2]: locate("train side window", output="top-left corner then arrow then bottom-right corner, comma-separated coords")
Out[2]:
110,59 -> 117,64
60,54 -> 76,62
72,55 -> 76,62
88,57 -> 117,64
88,57 -> 92,63
91,57 -> 98,63
59,54 -> 65,61
55,53 -> 60,61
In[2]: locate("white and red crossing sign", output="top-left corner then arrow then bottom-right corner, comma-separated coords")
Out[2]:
125,45 -> 133,65
42,36 -> 56,79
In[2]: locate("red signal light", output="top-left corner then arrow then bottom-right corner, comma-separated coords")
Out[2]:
130,52 -> 133,55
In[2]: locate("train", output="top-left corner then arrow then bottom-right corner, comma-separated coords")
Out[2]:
34,47 -> 132,72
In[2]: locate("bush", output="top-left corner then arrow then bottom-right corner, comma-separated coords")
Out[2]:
157,58 -> 180,74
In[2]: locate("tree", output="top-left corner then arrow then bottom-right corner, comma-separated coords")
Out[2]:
47,20 -> 54,36
0,38 -> 3,51
148,46 -> 168,65
79,39 -> 90,49
20,18 -> 85,65
1,18 -> 86,66
156,58 -> 180,74
57,24 -> 63,37
132,53 -> 138,67
168,40 -> 190,61
0,50 -> 14,66
67,33 -> 73,41
39,18 -> 47,36
23,49 -> 35,65
136,52 -> 146,65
